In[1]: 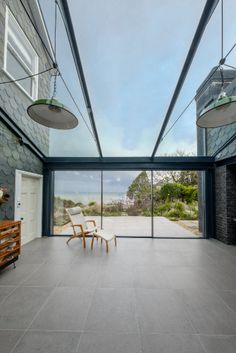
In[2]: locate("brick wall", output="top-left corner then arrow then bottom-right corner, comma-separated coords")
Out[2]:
214,165 -> 236,244
226,165 -> 236,244
215,165 -> 227,242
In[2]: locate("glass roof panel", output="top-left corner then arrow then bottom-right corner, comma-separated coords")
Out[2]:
39,0 -> 99,157
156,0 -> 236,156
67,0 -> 205,156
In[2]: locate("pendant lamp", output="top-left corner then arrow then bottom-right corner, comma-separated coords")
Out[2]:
27,1 -> 78,129
197,0 -> 236,129
27,97 -> 78,129
197,92 -> 236,128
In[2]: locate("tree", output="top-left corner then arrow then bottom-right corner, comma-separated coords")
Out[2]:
127,171 -> 151,209
159,183 -> 198,203
153,151 -> 198,186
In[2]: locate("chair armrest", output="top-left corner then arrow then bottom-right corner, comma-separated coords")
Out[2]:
72,224 -> 84,233
85,220 -> 97,227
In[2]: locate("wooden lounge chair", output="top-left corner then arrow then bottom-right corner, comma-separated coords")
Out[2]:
65,207 -> 97,248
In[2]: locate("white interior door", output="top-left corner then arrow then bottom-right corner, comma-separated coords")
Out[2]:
15,172 -> 42,245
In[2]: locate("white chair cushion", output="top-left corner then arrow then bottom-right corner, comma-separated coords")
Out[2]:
66,207 -> 86,229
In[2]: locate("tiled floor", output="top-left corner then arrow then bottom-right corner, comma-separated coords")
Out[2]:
0,236 -> 236,352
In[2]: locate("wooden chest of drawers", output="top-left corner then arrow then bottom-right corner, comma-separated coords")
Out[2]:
0,220 -> 21,270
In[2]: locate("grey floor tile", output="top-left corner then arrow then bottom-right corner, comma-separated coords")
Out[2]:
199,335 -> 236,353
31,287 -> 93,331
165,267 -> 213,289
22,264 -> 69,287
44,250 -> 76,265
0,286 -> 53,329
179,288 -> 236,334
97,265 -> 134,288
149,251 -> 190,267
0,286 -> 16,303
141,333 -> 205,353
217,290 -> 236,312
77,333 -> 142,353
0,264 -> 41,286
135,289 -> 195,334
181,251 -> 216,268
0,330 -> 23,353
59,264 -> 101,288
73,250 -> 108,265
17,249 -> 46,265
133,265 -> 169,289
204,269 -> 236,290
85,288 -> 139,333
12,331 -> 80,353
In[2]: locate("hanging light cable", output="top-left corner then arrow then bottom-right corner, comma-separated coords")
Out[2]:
27,0 -> 78,129
197,0 -> 236,128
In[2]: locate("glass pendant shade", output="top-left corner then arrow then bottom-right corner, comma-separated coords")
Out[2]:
197,95 -> 236,128
27,98 -> 78,129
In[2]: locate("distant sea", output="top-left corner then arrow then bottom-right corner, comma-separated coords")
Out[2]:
55,192 -> 127,205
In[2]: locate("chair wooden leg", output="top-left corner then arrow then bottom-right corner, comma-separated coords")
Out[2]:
106,240 -> 109,253
66,235 -> 77,244
82,234 -> 86,248
91,234 -> 95,250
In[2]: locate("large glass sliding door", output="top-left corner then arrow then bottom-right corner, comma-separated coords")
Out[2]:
102,171 -> 152,237
52,169 -> 204,238
153,170 -> 203,238
53,171 -> 101,235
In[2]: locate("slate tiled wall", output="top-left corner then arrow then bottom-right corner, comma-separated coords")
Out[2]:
0,0 -> 51,155
207,79 -> 236,158
0,121 -> 43,220
196,67 -> 236,158
0,1 -> 50,220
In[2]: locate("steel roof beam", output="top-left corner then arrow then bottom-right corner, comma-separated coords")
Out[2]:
58,0 -> 103,158
44,156 -> 214,171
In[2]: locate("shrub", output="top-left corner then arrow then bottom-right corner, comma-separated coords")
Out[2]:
173,202 -> 185,212
142,210 -> 152,217
83,203 -> 101,216
160,183 -> 198,204
166,208 -> 184,220
88,201 -> 96,207
126,206 -> 142,216
153,202 -> 171,216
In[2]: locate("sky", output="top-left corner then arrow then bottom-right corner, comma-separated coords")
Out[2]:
38,0 -> 236,157
54,170 -> 140,195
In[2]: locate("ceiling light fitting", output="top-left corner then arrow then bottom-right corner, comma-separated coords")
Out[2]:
27,1 -> 78,129
197,92 -> 236,128
197,0 -> 236,129
27,98 -> 78,129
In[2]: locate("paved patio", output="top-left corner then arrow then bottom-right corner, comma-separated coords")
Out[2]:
0,237 -> 236,352
56,216 -> 202,238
